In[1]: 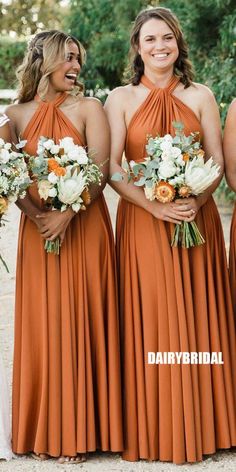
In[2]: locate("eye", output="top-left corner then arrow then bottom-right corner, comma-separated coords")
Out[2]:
66,53 -> 73,61
146,37 -> 154,42
165,35 -> 174,41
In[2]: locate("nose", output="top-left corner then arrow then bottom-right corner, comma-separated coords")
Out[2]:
153,38 -> 166,50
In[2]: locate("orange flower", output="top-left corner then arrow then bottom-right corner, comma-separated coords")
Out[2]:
54,166 -> 66,177
182,153 -> 190,162
179,185 -> 191,197
0,196 -> 8,215
155,181 -> 175,203
48,158 -> 59,172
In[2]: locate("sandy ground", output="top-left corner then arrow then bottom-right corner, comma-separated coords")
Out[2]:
0,187 -> 236,472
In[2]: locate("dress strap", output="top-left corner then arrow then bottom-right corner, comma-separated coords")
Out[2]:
0,113 -> 10,128
141,74 -> 180,94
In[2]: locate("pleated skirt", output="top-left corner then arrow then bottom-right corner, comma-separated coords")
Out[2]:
116,196 -> 236,464
13,194 -> 123,456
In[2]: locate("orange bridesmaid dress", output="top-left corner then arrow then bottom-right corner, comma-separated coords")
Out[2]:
229,206 -> 236,318
117,75 -> 236,464
12,93 -> 123,457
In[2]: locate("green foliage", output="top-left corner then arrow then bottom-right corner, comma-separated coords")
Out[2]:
65,0 -> 155,90
0,37 -> 26,89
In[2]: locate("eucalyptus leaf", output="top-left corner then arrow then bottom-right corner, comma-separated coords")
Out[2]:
111,172 -> 123,182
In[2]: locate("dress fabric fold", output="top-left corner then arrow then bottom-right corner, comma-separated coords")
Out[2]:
117,75 -> 236,463
12,93 -> 123,457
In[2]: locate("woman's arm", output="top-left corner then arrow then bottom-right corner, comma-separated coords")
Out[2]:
105,88 -> 193,224
83,98 -> 110,200
224,99 -> 236,192
174,85 -> 224,220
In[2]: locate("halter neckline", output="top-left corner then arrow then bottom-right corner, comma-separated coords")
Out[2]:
141,74 -> 180,93
34,92 -> 68,107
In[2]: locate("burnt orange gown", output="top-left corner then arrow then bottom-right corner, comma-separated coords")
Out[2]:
229,205 -> 236,318
117,75 -> 236,463
12,93 -> 123,457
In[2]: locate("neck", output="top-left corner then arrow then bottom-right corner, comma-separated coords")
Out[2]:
42,87 -> 65,102
143,67 -> 174,88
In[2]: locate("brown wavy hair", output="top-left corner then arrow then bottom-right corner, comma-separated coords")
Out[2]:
128,7 -> 194,88
17,30 -> 86,103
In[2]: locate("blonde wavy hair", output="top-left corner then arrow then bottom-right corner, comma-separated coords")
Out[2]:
17,30 -> 86,103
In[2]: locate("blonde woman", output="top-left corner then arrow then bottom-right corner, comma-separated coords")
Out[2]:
6,31 -> 123,463
0,114 -> 12,461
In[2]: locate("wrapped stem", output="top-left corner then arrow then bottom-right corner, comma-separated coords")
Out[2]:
44,237 -> 60,255
171,221 -> 205,248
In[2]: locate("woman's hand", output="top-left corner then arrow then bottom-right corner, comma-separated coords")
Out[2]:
172,197 -> 201,222
151,196 -> 203,224
34,208 -> 74,243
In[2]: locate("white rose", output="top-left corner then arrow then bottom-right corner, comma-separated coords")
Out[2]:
48,172 -> 59,184
0,149 -> 10,164
161,150 -> 174,161
159,161 -> 177,179
59,137 -> 74,153
4,143 -> 11,150
162,134 -> 173,142
76,147 -> 88,164
48,187 -> 57,197
171,147 -> 182,158
43,139 -> 54,150
0,138 -> 5,147
50,144 -> 60,155
160,141 -> 173,152
38,179 -> 52,200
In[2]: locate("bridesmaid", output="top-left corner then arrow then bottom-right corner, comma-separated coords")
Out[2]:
105,6 -> 236,464
6,30 -> 123,463
0,113 -> 12,461
224,99 -> 236,317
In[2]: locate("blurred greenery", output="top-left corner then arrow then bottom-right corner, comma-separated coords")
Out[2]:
0,0 -> 235,201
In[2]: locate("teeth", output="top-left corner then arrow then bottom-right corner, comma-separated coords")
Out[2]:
153,54 -> 168,58
65,74 -> 77,79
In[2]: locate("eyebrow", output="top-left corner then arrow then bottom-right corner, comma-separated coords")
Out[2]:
66,52 -> 80,60
144,33 -> 174,38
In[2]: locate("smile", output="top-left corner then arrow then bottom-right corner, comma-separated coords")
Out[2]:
65,73 -> 77,81
152,53 -> 169,58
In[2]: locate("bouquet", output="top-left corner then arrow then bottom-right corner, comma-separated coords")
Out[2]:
112,122 -> 220,248
29,136 -> 103,254
0,138 -> 31,271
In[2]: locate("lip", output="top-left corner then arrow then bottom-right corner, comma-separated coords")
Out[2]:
65,73 -> 77,82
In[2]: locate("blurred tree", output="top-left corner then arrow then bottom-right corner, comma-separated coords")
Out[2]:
65,0 -> 158,90
0,0 -> 66,36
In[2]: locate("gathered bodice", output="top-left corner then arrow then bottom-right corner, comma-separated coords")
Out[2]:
23,92 -> 84,155
125,75 -> 203,162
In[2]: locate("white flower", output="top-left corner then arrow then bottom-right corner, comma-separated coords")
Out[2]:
184,157 -> 220,195
4,143 -> 11,151
129,160 -> 136,169
161,150 -> 174,161
144,185 -> 156,201
160,141 -> 173,152
67,145 -> 88,164
159,161 -> 177,179
171,147 -> 182,158
37,143 -> 45,155
0,149 -> 10,164
0,138 -> 5,147
38,179 -> 52,200
59,137 -> 74,153
58,170 -> 86,205
50,144 -> 60,155
169,174 -> 185,185
43,139 -> 54,150
48,187 -> 57,198
48,172 -> 59,184
72,202 -> 82,212
162,134 -> 173,142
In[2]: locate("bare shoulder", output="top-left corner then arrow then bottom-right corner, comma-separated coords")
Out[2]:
226,98 -> 236,118
5,102 -> 33,121
105,84 -> 133,107
78,95 -> 103,110
190,82 -> 215,101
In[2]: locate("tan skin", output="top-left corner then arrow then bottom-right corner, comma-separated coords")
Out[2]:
6,42 -> 110,247
6,42 -> 110,464
0,117 -> 11,141
105,18 -> 223,224
224,99 -> 236,191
